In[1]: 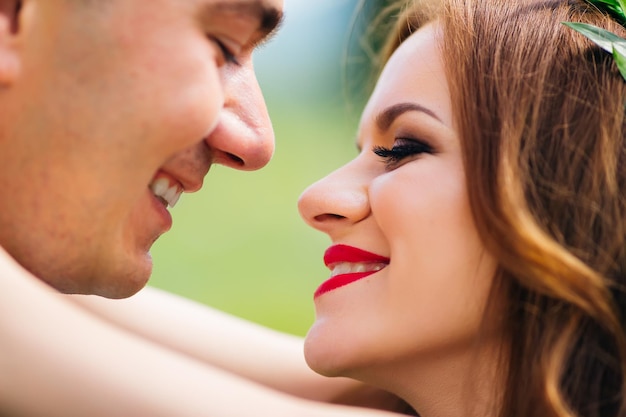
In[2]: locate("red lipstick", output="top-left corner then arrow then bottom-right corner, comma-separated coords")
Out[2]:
314,244 -> 390,299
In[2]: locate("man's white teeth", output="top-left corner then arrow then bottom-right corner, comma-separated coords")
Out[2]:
330,262 -> 387,278
150,178 -> 182,208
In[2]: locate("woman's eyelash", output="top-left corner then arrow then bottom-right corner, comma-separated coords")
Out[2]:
211,38 -> 240,66
373,138 -> 433,168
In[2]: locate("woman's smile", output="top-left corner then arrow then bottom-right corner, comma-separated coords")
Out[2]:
315,244 -> 390,298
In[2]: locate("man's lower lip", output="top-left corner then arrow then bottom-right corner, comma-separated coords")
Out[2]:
314,271 -> 378,299
149,192 -> 173,231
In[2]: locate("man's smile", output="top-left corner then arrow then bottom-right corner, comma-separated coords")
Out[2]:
149,174 -> 184,208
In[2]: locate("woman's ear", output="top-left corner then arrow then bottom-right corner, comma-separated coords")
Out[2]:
0,0 -> 22,86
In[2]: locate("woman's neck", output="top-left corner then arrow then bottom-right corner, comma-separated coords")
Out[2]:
361,339 -> 505,417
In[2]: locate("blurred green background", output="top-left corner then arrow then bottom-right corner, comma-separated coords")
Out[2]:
149,0 -> 388,336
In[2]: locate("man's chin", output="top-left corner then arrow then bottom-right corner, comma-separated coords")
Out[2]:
97,268 -> 152,299
70,256 -> 153,299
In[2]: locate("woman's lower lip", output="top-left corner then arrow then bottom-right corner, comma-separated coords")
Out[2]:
314,271 -> 379,299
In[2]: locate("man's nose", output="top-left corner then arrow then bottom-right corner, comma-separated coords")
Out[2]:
205,60 -> 275,171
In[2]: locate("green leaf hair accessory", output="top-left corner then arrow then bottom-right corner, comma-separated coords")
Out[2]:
563,0 -> 626,81
586,0 -> 626,25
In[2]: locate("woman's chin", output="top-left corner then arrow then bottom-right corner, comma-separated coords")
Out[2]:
304,326 -> 356,378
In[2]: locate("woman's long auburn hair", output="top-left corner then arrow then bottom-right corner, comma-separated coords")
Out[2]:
380,0 -> 626,416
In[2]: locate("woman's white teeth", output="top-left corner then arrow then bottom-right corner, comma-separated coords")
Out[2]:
330,262 -> 387,278
150,178 -> 182,208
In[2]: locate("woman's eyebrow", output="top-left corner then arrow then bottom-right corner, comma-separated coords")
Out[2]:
376,102 -> 443,133
205,1 -> 284,46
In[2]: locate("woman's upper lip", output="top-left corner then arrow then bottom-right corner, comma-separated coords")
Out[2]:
323,244 -> 390,268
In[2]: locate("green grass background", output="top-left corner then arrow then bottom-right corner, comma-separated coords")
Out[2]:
149,105 -> 358,336
147,1 -> 376,336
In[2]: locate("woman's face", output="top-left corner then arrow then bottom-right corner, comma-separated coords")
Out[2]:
298,24 -> 499,386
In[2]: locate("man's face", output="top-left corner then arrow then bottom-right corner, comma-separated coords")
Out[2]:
0,0 -> 283,297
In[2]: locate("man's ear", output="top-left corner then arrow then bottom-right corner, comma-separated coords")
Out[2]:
0,0 -> 22,86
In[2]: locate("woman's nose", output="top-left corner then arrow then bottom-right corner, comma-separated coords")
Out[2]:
205,60 -> 274,171
298,159 -> 371,237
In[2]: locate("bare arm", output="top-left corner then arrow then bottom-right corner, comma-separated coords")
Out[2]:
67,286 -> 402,409
0,247 -> 402,417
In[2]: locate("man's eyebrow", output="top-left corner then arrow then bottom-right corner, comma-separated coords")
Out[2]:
209,1 -> 284,47
376,102 -> 443,132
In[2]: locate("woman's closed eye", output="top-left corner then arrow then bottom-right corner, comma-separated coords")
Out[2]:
373,138 -> 434,169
